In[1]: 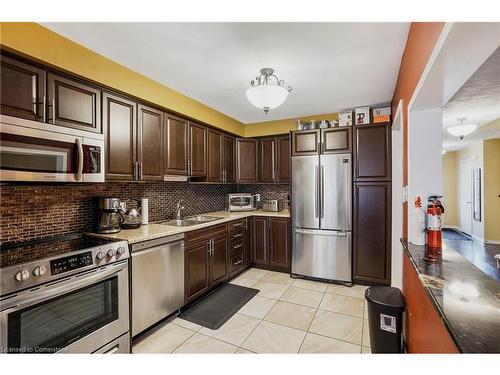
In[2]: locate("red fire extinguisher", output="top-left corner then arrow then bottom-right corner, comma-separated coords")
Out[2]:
426,196 -> 444,249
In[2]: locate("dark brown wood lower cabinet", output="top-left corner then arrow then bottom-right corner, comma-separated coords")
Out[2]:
353,182 -> 391,285
210,234 -> 229,286
185,241 -> 210,302
252,217 -> 269,266
253,216 -> 291,272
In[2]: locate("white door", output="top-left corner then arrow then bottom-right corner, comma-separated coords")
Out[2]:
459,160 -> 472,234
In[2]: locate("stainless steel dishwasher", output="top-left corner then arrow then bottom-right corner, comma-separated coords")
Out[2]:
131,233 -> 185,337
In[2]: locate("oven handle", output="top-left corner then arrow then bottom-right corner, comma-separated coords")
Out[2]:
75,138 -> 84,181
1,262 -> 127,315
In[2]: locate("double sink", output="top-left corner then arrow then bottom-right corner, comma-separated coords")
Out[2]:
157,215 -> 223,227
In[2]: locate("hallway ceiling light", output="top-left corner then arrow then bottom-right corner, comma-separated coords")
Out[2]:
246,68 -> 292,114
446,117 -> 478,140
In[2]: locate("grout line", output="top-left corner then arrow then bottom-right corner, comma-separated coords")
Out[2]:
169,328 -> 198,354
298,290 -> 327,353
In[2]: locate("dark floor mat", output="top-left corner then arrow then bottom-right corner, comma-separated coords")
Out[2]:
178,283 -> 259,330
443,228 -> 472,241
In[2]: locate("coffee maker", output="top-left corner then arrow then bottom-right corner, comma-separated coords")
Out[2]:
95,197 -> 123,233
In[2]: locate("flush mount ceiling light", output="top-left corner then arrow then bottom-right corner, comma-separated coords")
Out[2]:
446,117 -> 478,140
246,68 -> 292,114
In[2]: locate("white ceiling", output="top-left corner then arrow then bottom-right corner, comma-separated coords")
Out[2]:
443,47 -> 500,151
41,22 -> 409,124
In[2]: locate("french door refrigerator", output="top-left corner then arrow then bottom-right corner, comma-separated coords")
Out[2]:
291,153 -> 352,284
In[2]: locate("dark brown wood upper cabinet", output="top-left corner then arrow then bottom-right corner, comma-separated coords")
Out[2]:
0,55 -> 45,122
353,182 -> 391,285
103,92 -> 137,181
269,217 -> 291,270
276,135 -> 290,183
292,130 -> 320,156
354,123 -> 391,181
47,73 -> 101,133
207,129 -> 223,182
322,127 -> 351,154
188,122 -> 207,177
236,138 -> 258,183
252,216 -> 268,266
164,114 -> 188,176
223,135 -> 236,183
138,104 -> 163,181
259,137 -> 276,183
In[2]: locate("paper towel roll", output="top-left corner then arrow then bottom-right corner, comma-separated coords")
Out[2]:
141,198 -> 149,225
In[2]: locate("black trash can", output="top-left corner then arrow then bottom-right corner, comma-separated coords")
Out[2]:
365,286 -> 405,353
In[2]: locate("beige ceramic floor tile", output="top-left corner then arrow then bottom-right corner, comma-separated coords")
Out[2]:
241,321 -> 306,354
252,281 -> 290,299
327,284 -> 367,300
362,346 -> 372,354
173,333 -> 238,353
132,323 -> 195,353
309,310 -> 363,345
362,319 -> 371,347
264,301 -> 316,331
199,313 -> 260,346
291,278 -> 328,292
240,268 -> 268,281
319,293 -> 364,318
260,271 -> 294,286
299,332 -> 361,354
238,295 -> 277,319
364,301 -> 369,318
229,276 -> 258,288
172,317 -> 202,331
279,287 -> 324,308
236,348 -> 255,354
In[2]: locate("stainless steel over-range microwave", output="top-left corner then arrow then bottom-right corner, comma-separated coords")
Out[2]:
0,115 -> 104,182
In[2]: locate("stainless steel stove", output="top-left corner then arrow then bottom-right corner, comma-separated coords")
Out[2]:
0,234 -> 130,353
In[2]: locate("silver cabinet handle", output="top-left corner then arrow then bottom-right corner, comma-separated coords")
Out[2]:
232,233 -> 243,238
32,75 -> 37,115
232,244 -> 243,249
52,99 -> 56,124
42,96 -> 46,122
233,259 -> 242,266
75,138 -> 84,181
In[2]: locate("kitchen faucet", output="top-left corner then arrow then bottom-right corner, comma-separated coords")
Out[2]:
176,200 -> 185,220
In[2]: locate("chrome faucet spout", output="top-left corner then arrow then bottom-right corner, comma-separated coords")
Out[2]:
176,200 -> 185,220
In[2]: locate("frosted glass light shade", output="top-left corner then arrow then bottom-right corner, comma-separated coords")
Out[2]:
447,124 -> 477,137
246,84 -> 289,112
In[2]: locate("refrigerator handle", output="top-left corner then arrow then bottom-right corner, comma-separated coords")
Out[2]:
315,165 -> 320,218
320,165 -> 325,219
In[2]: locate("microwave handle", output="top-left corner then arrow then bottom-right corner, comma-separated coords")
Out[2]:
75,138 -> 84,181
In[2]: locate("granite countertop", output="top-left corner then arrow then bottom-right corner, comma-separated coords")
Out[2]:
86,209 -> 290,244
402,239 -> 500,353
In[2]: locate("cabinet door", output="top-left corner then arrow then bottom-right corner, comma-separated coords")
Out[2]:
259,138 -> 276,182
353,182 -> 391,285
236,138 -> 258,183
207,129 -> 223,182
138,104 -> 163,180
188,122 -> 207,176
164,115 -> 188,175
210,234 -> 229,286
322,127 -> 351,154
0,55 -> 45,122
185,241 -> 210,303
103,93 -> 137,181
223,135 -> 236,183
276,135 -> 291,183
292,130 -> 320,156
269,218 -> 291,271
354,124 -> 391,181
252,217 -> 269,266
47,73 -> 101,133
244,218 -> 252,267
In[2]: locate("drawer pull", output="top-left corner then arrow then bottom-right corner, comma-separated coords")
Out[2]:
232,233 -> 243,238
232,244 -> 243,249
233,259 -> 243,266
232,222 -> 243,228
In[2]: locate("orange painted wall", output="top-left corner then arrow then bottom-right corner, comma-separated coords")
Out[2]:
391,22 -> 445,238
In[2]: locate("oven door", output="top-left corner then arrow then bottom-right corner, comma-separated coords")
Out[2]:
0,121 -> 104,183
0,261 -> 129,354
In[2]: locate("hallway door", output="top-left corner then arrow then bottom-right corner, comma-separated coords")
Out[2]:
459,160 -> 472,235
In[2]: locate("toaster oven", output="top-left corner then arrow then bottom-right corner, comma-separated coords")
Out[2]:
225,193 -> 257,212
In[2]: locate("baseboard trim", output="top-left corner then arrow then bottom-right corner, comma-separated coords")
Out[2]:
485,239 -> 500,245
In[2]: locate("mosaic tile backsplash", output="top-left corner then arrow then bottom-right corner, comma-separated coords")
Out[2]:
0,182 -> 289,244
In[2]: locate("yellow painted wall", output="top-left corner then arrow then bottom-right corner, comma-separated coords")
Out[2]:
244,113 -> 339,137
442,151 -> 458,227
0,22 -> 245,136
483,138 -> 500,242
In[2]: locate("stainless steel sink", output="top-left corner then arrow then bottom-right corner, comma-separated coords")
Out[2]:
157,216 -> 223,227
185,215 -> 223,223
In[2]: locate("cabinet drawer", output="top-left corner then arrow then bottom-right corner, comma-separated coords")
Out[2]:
229,219 -> 247,232
185,223 -> 227,245
229,250 -> 244,275
229,229 -> 244,242
230,238 -> 244,253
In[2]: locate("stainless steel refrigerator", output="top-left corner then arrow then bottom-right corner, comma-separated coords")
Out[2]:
291,153 -> 352,284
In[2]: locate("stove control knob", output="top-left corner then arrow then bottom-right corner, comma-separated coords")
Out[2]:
96,251 -> 105,261
107,249 -> 116,258
116,246 -> 126,256
15,269 -> 30,282
33,265 -> 47,277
